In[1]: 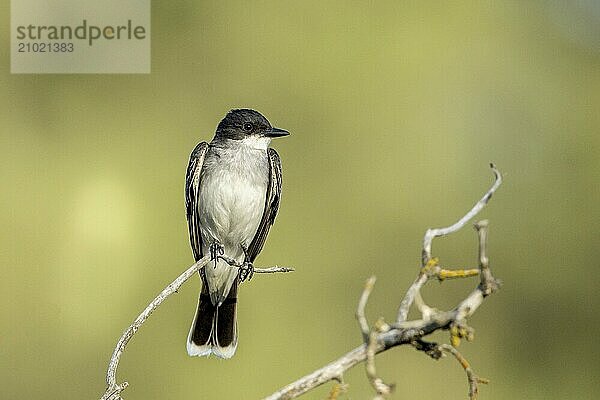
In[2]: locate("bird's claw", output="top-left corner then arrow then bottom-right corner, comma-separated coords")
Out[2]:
238,244 -> 254,282
238,261 -> 254,282
209,241 -> 224,269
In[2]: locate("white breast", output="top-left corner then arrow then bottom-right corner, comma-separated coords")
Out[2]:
198,142 -> 269,258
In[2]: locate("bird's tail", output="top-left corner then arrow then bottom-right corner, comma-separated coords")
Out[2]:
187,280 -> 238,359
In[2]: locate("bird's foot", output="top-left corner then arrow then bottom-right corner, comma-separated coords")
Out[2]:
209,241 -> 224,269
238,244 -> 254,282
238,261 -> 254,282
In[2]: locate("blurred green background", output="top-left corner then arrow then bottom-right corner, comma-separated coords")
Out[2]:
1,1 -> 599,399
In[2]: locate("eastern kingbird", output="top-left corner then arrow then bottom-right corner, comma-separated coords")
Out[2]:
185,109 -> 289,358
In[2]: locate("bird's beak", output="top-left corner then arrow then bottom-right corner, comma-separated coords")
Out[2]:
265,127 -> 290,138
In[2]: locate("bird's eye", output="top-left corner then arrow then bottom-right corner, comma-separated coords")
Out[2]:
243,123 -> 253,132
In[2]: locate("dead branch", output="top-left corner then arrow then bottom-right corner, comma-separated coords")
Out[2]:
99,257 -> 293,400
439,344 -> 490,400
263,164 -> 502,400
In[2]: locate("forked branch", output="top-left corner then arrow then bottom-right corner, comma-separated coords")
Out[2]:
263,164 -> 502,400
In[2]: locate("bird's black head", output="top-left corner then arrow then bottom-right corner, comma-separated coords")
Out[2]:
215,109 -> 289,141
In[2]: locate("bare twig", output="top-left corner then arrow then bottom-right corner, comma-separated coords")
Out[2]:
100,256 -> 293,400
421,163 -> 502,266
396,272 -> 429,323
366,319 -> 394,399
439,344 -> 489,400
217,253 -> 294,275
265,165 -> 503,400
474,220 -> 499,296
356,276 -> 377,341
397,163 -> 502,323
356,278 -> 394,399
255,266 -> 295,274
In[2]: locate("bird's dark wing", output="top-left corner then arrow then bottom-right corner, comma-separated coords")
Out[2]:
185,142 -> 209,261
247,148 -> 283,262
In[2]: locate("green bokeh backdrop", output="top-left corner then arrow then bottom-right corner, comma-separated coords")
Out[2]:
1,2 -> 599,399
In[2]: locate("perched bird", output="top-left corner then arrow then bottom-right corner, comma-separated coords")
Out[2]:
185,109 -> 289,358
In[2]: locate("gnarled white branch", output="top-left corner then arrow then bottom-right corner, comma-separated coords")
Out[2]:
264,165 -> 502,400
397,163 -> 502,323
